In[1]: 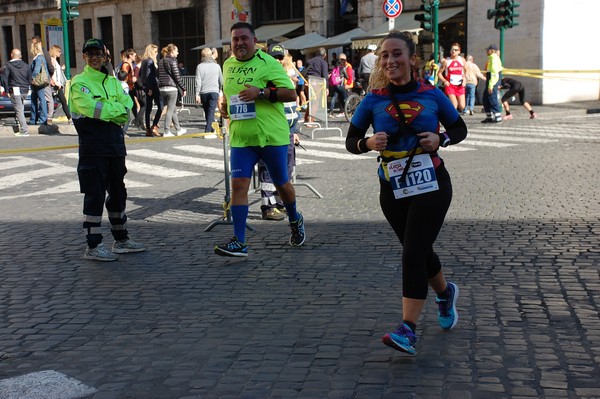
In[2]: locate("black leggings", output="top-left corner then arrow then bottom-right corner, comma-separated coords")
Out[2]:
379,163 -> 452,300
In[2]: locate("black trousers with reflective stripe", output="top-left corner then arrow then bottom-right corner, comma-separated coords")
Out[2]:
78,156 -> 129,247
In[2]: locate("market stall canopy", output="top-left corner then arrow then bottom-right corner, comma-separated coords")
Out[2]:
316,27 -> 367,49
351,6 -> 464,49
192,22 -> 303,50
277,32 -> 327,50
255,22 -> 304,42
192,39 -> 224,50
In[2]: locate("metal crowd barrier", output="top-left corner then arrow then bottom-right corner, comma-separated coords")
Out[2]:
179,75 -> 197,114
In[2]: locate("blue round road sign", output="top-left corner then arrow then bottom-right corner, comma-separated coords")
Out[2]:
382,0 -> 403,19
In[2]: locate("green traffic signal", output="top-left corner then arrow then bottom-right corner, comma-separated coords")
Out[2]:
487,9 -> 497,20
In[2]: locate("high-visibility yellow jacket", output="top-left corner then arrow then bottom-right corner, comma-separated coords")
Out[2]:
69,65 -> 133,157
485,53 -> 503,90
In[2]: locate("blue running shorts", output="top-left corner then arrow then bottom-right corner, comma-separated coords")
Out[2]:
230,145 -> 290,186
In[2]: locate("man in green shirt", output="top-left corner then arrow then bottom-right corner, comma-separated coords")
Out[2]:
214,22 -> 306,257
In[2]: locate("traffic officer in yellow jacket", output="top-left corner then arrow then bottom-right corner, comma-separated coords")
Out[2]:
69,38 -> 146,261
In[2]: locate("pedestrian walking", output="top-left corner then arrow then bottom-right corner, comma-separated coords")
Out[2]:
140,44 -> 163,136
481,44 -> 503,123
464,54 -> 485,115
69,38 -> 146,261
213,22 -> 305,257
345,30 -> 467,356
500,77 -> 537,119
2,49 -> 31,136
49,45 -> 72,123
29,41 -> 49,126
31,36 -> 55,122
358,44 -> 377,87
157,43 -> 187,137
194,47 -> 223,133
329,53 -> 353,117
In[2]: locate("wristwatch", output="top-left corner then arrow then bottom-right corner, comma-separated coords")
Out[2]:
439,132 -> 451,148
258,88 -> 265,99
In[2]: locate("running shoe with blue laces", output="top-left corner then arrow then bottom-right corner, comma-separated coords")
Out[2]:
436,282 -> 459,330
214,236 -> 248,257
382,323 -> 417,355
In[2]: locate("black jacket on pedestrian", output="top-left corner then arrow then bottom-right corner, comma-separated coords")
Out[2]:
157,56 -> 185,92
140,58 -> 160,93
305,54 -> 329,79
2,59 -> 32,94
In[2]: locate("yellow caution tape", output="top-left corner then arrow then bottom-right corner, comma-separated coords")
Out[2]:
502,68 -> 600,81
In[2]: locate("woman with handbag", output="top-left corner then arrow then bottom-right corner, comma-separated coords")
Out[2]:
345,31 -> 468,356
157,44 -> 187,137
29,41 -> 49,125
49,45 -> 72,124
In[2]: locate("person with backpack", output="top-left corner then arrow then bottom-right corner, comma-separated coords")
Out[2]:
119,49 -> 141,126
329,53 -> 353,117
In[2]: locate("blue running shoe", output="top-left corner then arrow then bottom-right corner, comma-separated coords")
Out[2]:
436,282 -> 459,330
214,237 -> 248,257
289,213 -> 306,247
382,323 -> 417,356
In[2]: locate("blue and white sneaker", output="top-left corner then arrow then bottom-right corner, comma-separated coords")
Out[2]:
382,323 -> 417,356
436,282 -> 459,330
214,236 -> 248,257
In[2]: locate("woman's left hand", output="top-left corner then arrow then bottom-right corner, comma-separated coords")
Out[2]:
417,132 -> 440,152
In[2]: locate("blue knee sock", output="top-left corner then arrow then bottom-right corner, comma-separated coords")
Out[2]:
283,201 -> 299,222
231,205 -> 248,242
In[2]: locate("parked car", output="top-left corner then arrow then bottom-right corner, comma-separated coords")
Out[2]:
0,86 -> 32,119
0,86 -> 59,119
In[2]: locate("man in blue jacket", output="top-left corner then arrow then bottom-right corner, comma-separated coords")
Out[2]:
69,38 -> 146,261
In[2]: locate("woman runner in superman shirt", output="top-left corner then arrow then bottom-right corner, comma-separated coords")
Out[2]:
345,31 -> 468,356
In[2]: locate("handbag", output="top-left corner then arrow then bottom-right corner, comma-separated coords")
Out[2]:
32,57 -> 50,88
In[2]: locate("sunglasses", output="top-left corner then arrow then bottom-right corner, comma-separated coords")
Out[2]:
86,51 -> 105,58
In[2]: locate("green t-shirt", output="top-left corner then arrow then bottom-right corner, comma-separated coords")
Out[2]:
223,49 -> 295,147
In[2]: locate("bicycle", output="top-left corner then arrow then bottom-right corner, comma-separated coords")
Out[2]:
344,79 -> 366,122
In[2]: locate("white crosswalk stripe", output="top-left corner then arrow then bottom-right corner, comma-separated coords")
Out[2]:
0,127 -> 595,200
0,157 -> 72,190
63,153 -> 200,177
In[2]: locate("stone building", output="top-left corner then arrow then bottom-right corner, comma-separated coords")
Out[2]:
1,0 -> 598,104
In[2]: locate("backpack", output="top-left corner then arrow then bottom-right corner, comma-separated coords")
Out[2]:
119,62 -> 134,90
329,66 -> 342,86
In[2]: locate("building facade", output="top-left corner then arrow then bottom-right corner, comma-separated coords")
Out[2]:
1,0 -> 598,104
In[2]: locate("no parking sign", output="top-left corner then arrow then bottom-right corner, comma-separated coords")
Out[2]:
382,0 -> 403,19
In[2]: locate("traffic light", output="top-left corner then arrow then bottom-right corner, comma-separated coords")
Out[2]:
507,1 -> 520,28
66,0 -> 79,20
414,2 -> 433,32
487,0 -> 517,30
